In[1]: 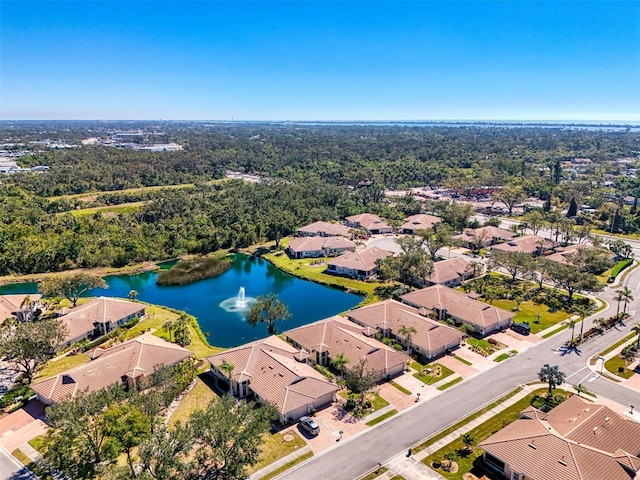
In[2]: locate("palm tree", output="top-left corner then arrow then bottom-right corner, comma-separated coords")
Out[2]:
619,285 -> 634,315
163,320 -> 176,342
538,364 -> 566,395
565,318 -> 578,346
615,289 -> 625,316
461,433 -> 476,453
219,360 -> 235,395
576,304 -> 595,342
128,290 -> 139,301
398,325 -> 417,354
633,324 -> 640,352
330,352 -> 350,376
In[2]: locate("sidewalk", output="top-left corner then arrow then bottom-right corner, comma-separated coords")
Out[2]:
248,445 -> 312,480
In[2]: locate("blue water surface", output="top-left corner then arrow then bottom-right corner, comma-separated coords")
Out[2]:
0,254 -> 363,348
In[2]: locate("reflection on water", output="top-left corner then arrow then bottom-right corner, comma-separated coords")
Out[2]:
0,254 -> 362,348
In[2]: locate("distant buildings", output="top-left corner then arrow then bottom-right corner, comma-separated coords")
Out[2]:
326,246 -> 393,279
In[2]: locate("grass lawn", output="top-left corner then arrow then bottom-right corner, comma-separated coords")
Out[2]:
35,352 -> 90,380
437,377 -> 463,391
490,299 -> 571,333
262,249 -> 388,302
411,362 -> 454,385
68,201 -> 146,217
453,355 -> 472,366
422,388 -> 564,479
366,409 -> 398,426
605,355 -> 636,379
12,448 -> 55,479
494,350 -> 518,363
168,374 -> 220,428
391,381 -> 412,395
599,332 -> 636,356
247,430 -> 307,474
28,435 -> 45,452
360,467 -> 389,480
465,337 -> 502,356
260,451 -> 314,480
542,324 -> 568,339
338,390 -> 390,412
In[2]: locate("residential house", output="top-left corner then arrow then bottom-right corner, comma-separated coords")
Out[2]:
400,214 -> 441,234
479,395 -> 640,480
32,332 -> 192,405
0,294 -> 43,325
296,221 -> 353,238
491,234 -> 553,256
347,299 -> 464,360
208,336 -> 339,423
56,297 -> 146,349
400,285 -> 513,336
326,246 -> 393,280
284,315 -> 409,380
453,226 -> 516,249
423,257 -> 475,287
345,213 -> 393,235
286,236 -> 357,259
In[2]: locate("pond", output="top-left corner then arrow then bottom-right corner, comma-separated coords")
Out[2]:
0,255 -> 363,348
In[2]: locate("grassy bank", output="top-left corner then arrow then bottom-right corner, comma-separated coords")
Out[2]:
156,255 -> 232,286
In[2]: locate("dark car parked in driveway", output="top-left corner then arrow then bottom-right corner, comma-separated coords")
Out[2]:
298,416 -> 320,436
511,321 -> 531,335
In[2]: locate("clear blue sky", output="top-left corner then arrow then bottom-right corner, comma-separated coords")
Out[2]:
1,1 -> 639,121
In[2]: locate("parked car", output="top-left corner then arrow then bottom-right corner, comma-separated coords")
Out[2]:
298,416 -> 320,436
511,322 -> 531,335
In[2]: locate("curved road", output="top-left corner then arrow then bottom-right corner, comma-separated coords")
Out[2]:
281,234 -> 640,480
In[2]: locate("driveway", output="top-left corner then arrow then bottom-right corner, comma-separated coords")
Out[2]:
0,401 -> 48,453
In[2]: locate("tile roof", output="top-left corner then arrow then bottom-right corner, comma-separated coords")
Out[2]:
480,395 -> 640,480
296,221 -> 352,237
32,333 -> 192,404
491,234 -> 553,254
287,236 -> 356,253
426,257 -> 473,285
285,315 -> 409,375
207,336 -> 338,418
400,214 -> 441,232
345,213 -> 392,232
0,294 -> 42,324
57,297 -> 145,344
400,285 -> 513,330
327,246 -> 393,272
347,299 -> 464,355
453,226 -> 516,245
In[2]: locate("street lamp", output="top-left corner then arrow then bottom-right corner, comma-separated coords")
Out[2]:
416,393 -> 421,402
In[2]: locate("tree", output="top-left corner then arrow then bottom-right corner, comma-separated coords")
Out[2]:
546,262 -> 603,303
103,404 -> 153,477
418,224 -> 454,260
609,239 -> 634,260
377,236 -> 433,286
538,364 -> 566,395
163,320 -> 176,343
493,184 -> 526,216
330,352 -> 350,376
443,451 -> 458,471
0,318 -> 67,383
575,303 -> 595,342
567,247 -> 614,275
137,424 -> 192,480
128,290 -> 139,301
566,318 -> 578,346
219,360 -> 235,395
39,273 -> 107,307
187,396 -> 278,480
522,210 -> 545,235
246,293 -> 291,335
616,285 -> 634,315
441,202 -> 474,232
461,432 -> 476,453
343,359 -> 378,410
490,251 -> 535,283
632,324 -> 640,352
567,197 -> 578,218
398,325 -> 417,354
174,314 -> 191,347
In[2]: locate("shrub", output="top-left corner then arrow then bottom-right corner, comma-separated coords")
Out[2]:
314,364 -> 335,380
393,343 -> 403,351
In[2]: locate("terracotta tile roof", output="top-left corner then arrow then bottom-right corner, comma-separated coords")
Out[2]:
401,285 -> 513,331
345,213 -> 392,232
57,297 -> 145,344
480,396 -> 640,480
400,214 -> 441,232
347,299 -> 464,356
0,294 -> 43,324
287,236 -> 356,253
426,257 -> 472,285
285,315 -> 409,375
327,246 -> 393,272
491,234 -> 552,254
32,333 -> 192,405
207,336 -> 338,418
546,245 -> 616,266
296,221 -> 352,237
453,226 -> 516,245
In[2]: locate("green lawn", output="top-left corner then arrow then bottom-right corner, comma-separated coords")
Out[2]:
605,355 -> 636,379
542,324 -> 568,339
490,299 -> 571,333
422,389 -> 564,479
453,355 -> 472,366
68,202 -> 146,217
465,337 -> 500,356
260,451 -> 314,480
247,430 -> 307,474
494,350 -> 518,363
599,332 -> 636,356
437,377 -> 463,391
360,467 -> 389,480
338,390 -> 390,412
262,249 -> 389,302
390,381 -> 412,395
411,362 -> 454,385
366,409 -> 398,426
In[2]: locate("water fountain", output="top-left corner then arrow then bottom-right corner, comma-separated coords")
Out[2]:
219,286 -> 256,313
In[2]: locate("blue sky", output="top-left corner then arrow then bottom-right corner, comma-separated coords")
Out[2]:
1,1 -> 639,121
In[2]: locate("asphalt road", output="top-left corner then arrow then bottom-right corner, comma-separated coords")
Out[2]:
281,228 -> 640,480
0,445 -> 36,480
